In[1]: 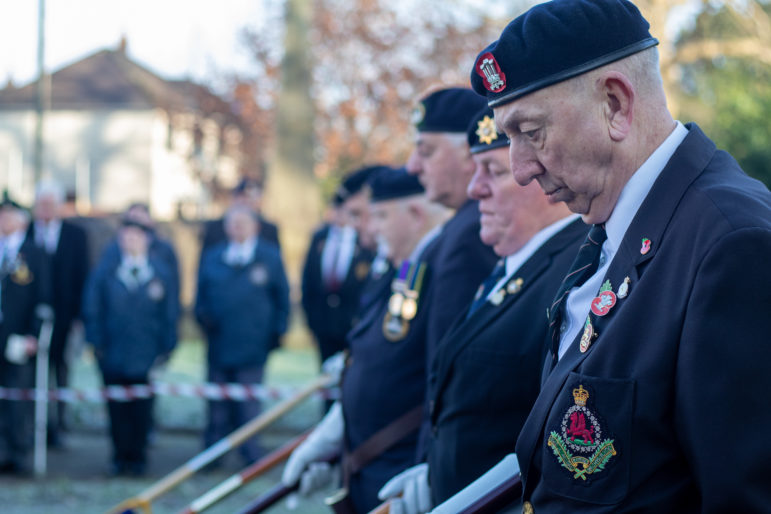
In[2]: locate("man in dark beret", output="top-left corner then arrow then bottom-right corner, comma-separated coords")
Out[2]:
378,108 -> 588,513
301,166 -> 383,371
460,0 -> 771,511
406,87 -> 498,383
282,168 -> 452,513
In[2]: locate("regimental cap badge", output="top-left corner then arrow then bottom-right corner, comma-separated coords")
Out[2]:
475,115 -> 498,145
475,52 -> 506,93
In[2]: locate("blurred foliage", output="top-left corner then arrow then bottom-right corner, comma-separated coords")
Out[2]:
675,1 -> 771,187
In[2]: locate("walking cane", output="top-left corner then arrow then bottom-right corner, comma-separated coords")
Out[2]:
177,430 -> 311,514
107,373 -> 335,514
33,304 -> 55,478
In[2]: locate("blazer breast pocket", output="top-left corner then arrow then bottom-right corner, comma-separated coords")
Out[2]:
540,372 -> 634,505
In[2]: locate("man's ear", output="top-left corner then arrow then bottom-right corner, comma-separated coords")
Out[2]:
601,71 -> 635,142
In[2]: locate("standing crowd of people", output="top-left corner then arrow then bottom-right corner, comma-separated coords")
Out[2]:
0,176 -> 290,477
1,2 -> 770,513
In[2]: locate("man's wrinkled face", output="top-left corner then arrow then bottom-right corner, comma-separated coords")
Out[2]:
406,132 -> 473,209
494,80 -> 620,224
468,147 -> 550,256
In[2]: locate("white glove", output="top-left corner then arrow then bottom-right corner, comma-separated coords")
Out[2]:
282,401 -> 344,488
321,351 -> 346,386
378,463 -> 432,514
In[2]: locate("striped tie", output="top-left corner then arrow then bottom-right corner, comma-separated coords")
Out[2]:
548,224 -> 607,359
466,259 -> 506,319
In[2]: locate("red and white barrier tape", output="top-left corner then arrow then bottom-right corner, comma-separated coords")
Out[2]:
0,382 -> 337,403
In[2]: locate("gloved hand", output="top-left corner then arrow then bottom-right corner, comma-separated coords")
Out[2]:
282,401 -> 344,490
321,351 -> 347,386
378,463 -> 432,514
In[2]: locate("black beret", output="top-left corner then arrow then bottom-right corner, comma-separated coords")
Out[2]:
467,107 -> 510,155
337,165 -> 390,202
471,0 -> 658,107
232,177 -> 262,194
369,167 -> 425,203
412,87 -> 487,133
0,191 -> 25,211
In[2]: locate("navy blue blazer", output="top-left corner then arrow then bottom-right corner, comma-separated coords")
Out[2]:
83,256 -> 177,378
195,239 -> 289,369
26,221 -> 90,363
516,124 -> 771,512
341,241 -> 439,514
0,240 -> 49,356
423,200 -> 498,364
427,218 -> 587,505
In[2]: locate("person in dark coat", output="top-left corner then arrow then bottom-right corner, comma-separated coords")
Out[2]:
301,167 -> 385,364
96,203 -> 180,319
0,196 -> 49,474
200,178 -> 280,252
282,169 -> 451,513
83,219 -> 177,476
454,0 -> 771,511
405,87 -> 498,370
195,205 -> 289,465
27,181 -> 90,446
377,108 -> 587,512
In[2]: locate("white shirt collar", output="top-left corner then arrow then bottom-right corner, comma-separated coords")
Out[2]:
604,121 -> 688,255
488,215 -> 581,300
558,121 -> 689,359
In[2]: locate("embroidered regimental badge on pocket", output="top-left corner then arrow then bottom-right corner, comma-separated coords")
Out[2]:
547,385 -> 617,481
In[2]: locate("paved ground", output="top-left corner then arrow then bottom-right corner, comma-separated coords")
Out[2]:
0,336 -> 335,514
0,428 -> 332,514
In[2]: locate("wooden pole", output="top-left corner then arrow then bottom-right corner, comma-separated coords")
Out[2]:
106,374 -> 333,514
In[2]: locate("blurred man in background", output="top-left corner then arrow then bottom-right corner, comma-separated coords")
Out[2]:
195,205 -> 289,466
200,177 -> 280,252
27,181 -> 90,448
0,195 -> 49,475
301,166 -> 384,368
83,218 -> 177,476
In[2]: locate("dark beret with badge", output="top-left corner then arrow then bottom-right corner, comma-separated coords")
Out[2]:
412,87 -> 487,133
368,167 -> 425,203
470,0 -> 659,107
0,192 -> 26,212
467,107 -> 510,155
336,165 -> 391,203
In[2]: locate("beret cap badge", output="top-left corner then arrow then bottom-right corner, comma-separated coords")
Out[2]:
411,102 -> 426,126
475,115 -> 499,145
476,52 -> 506,93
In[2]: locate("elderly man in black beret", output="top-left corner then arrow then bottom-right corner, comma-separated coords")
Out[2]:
282,168 -> 452,513
406,88 -> 498,368
449,0 -> 771,512
378,107 -> 589,513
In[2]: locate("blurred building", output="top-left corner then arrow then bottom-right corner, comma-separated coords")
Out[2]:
0,38 -> 244,220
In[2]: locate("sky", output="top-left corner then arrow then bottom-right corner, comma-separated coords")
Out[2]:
0,0 -> 705,95
0,0 -> 272,92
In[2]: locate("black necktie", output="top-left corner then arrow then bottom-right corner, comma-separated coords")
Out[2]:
466,259 -> 506,319
548,224 -> 607,358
